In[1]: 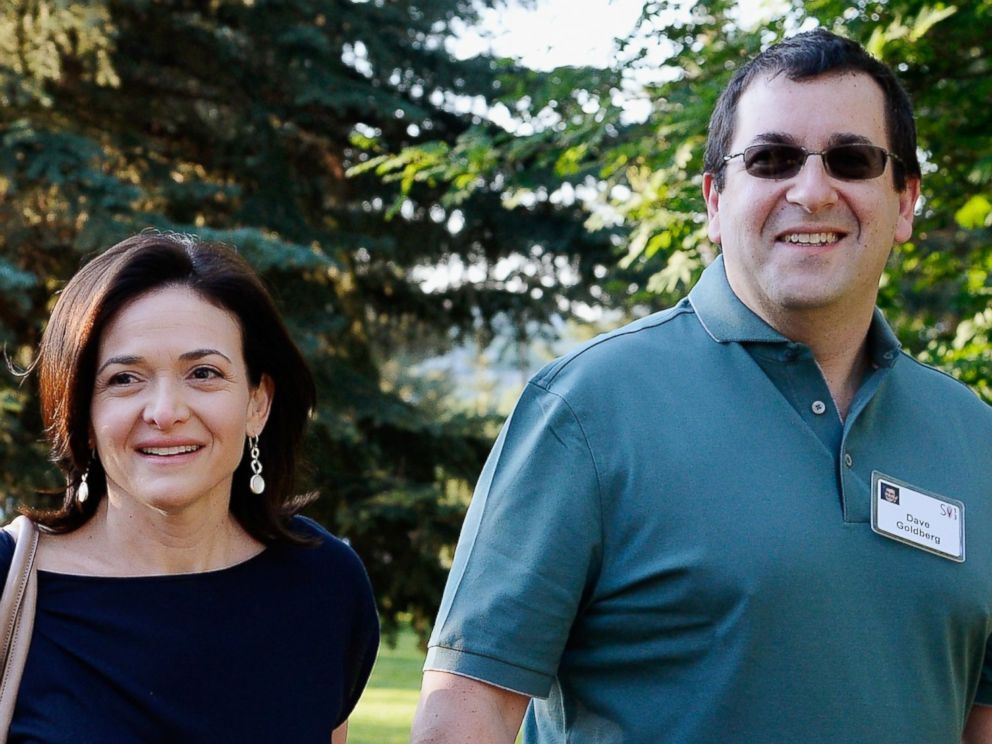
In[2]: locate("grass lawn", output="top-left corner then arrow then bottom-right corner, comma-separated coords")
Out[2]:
348,624 -> 526,744
348,624 -> 424,744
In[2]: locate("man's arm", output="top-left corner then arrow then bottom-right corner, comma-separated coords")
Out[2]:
963,705 -> 992,743
411,670 -> 530,744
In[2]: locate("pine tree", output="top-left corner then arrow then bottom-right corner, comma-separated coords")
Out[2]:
0,0 -> 616,639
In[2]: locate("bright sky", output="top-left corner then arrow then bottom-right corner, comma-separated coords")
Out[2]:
450,0 -> 646,70
420,1 -> 808,384
451,0 -> 787,70
416,0 -> 797,309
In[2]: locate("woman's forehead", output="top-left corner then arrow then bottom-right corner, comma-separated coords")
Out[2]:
97,286 -> 243,361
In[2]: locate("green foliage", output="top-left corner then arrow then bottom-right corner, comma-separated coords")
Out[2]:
371,0 -> 991,397
3,0 -> 989,646
823,0 -> 992,392
0,0 -> 613,639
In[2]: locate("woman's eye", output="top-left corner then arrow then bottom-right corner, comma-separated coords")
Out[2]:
190,366 -> 221,380
107,372 -> 137,386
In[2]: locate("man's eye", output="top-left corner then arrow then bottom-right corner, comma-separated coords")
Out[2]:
751,148 -> 776,164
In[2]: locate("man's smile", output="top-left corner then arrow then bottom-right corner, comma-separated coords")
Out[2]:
779,231 -> 841,245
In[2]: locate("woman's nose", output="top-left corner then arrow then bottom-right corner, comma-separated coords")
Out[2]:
142,380 -> 191,429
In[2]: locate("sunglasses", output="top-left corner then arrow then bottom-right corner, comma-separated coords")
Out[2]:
722,143 -> 903,181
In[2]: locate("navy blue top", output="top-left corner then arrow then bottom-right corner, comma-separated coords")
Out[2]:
1,516 -> 379,743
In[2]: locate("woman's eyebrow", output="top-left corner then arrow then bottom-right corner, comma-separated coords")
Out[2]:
96,354 -> 142,375
179,348 -> 233,363
96,348 -> 232,376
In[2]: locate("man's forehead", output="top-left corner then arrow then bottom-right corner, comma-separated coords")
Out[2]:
739,68 -> 879,97
732,70 -> 888,145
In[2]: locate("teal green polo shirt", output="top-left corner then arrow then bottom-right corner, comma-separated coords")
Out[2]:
426,257 -> 992,743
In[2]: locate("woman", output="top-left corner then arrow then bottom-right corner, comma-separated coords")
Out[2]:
0,232 -> 378,742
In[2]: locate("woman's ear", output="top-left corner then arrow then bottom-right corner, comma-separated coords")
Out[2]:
247,374 -> 275,437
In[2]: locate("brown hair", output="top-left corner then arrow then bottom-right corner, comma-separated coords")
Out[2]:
30,232 -> 317,543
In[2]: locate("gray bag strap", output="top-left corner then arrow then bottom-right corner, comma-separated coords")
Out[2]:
0,516 -> 41,740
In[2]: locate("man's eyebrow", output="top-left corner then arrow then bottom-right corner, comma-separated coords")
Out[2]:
827,132 -> 875,146
749,131 -> 800,146
96,349 -> 232,375
748,131 -> 879,148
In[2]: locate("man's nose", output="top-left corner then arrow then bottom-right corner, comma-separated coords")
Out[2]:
143,380 -> 190,429
785,154 -> 839,213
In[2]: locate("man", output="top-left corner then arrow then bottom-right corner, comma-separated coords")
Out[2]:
882,484 -> 900,504
412,29 -> 992,743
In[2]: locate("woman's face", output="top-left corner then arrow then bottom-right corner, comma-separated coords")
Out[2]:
89,286 -> 272,518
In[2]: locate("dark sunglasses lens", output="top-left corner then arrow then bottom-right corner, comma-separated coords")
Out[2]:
743,145 -> 804,178
824,145 -> 887,179
740,144 -> 889,180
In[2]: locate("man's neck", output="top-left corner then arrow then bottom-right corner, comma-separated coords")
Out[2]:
810,334 -> 871,420
767,304 -> 874,421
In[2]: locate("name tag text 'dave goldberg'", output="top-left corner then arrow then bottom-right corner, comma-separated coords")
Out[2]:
871,471 -> 965,562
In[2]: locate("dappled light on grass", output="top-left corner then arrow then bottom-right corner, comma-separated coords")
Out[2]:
349,623 -> 424,744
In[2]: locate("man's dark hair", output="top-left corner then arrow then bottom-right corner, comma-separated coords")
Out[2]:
30,232 -> 318,544
704,28 -> 921,191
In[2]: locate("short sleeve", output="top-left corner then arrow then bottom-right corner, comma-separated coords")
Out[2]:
290,516 -> 381,727
335,543 -> 380,725
425,381 -> 602,698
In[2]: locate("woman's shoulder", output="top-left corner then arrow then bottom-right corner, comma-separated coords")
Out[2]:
286,515 -> 354,553
271,517 -> 377,627
286,514 -> 338,542
279,516 -> 372,583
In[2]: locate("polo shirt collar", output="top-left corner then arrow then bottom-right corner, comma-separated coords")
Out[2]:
687,255 -> 902,367
688,255 -> 786,344
865,307 -> 902,369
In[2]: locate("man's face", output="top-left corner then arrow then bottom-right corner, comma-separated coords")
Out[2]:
703,72 -> 920,327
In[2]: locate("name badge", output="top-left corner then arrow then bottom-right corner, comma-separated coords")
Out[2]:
871,471 -> 964,562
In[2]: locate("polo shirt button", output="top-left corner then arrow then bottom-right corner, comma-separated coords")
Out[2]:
844,453 -> 853,468
811,400 -> 826,415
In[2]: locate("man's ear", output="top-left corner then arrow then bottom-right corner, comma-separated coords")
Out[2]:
247,374 -> 274,437
894,176 -> 921,244
703,172 -> 722,245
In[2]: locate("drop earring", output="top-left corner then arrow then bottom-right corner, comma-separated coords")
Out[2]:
77,458 -> 92,503
249,435 -> 265,494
